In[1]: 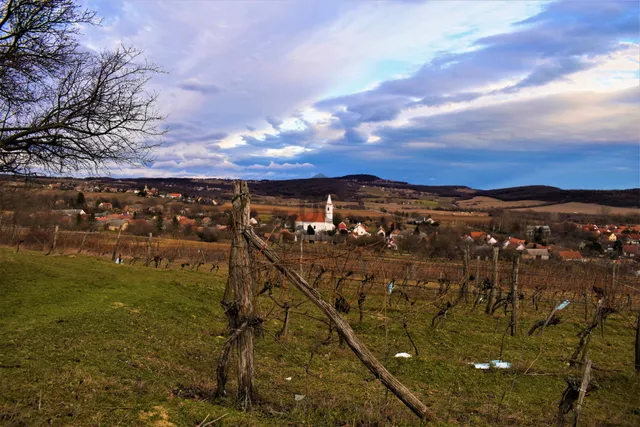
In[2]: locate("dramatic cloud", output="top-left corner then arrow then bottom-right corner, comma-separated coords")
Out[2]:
80,0 -> 639,187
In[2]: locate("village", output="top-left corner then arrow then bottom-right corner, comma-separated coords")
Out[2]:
2,179 -> 637,269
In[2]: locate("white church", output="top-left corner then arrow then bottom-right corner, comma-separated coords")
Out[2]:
294,195 -> 335,233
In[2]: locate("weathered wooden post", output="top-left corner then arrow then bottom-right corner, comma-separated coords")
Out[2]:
46,225 -> 59,255
145,232 -> 152,266
77,230 -> 89,254
584,284 -> 589,322
111,225 -> 123,261
635,311 -> 640,374
229,181 -> 257,408
510,253 -> 520,336
574,359 -> 592,426
486,247 -> 499,314
460,246 -> 469,302
300,231 -> 303,276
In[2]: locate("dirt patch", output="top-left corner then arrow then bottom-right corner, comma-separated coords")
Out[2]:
139,405 -> 176,427
172,383 -> 216,402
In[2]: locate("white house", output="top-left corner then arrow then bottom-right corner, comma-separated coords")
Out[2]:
352,223 -> 370,237
295,195 -> 336,233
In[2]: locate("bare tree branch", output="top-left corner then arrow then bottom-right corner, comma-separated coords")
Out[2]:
0,0 -> 165,175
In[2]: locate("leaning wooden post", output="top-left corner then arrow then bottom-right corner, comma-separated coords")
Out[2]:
460,246 -> 469,302
539,301 -> 561,336
584,283 -> 589,322
77,230 -> 89,254
244,227 -> 432,420
635,311 -> 640,374
486,247 -> 499,314
46,225 -> 59,255
510,253 -> 520,336
145,232 -> 153,266
229,181 -> 257,409
111,226 -> 123,261
300,232 -> 303,276
574,359 -> 592,426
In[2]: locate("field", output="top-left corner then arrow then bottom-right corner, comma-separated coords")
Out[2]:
457,197 -> 549,210
1,247 -> 639,426
512,202 -> 640,216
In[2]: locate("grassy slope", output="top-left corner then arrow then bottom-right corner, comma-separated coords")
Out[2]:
1,248 -> 639,426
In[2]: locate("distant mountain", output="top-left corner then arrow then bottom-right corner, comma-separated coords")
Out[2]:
477,186 -> 640,208
337,174 -> 381,182
312,173 -> 328,179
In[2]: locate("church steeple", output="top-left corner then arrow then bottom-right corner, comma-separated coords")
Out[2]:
325,195 -> 333,224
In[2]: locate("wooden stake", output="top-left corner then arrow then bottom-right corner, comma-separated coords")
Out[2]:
78,230 -> 89,254
510,253 -> 520,337
460,246 -> 469,302
584,284 -> 589,322
574,359 -> 592,426
635,311 -> 640,374
539,301 -> 561,336
46,225 -> 59,255
487,247 -> 499,314
145,232 -> 152,266
111,226 -> 123,261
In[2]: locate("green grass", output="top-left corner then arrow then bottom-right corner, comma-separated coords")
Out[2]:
415,200 -> 439,208
1,247 -> 639,426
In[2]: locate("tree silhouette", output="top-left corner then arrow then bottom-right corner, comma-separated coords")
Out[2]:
0,0 -> 166,175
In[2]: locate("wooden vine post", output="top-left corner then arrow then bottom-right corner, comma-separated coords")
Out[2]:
636,311 -> 640,374
486,247 -> 499,314
78,230 -> 89,254
111,225 -> 123,261
145,232 -> 153,266
574,359 -> 592,426
226,181 -> 258,408
46,225 -> 59,255
460,246 -> 469,301
510,253 -> 520,337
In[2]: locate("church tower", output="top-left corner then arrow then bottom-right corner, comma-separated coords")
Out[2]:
325,195 -> 333,225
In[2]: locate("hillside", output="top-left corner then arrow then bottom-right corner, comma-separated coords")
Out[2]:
477,186 -> 640,208
1,174 -> 638,208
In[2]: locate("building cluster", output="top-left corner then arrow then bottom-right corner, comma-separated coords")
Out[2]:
459,223 -> 640,263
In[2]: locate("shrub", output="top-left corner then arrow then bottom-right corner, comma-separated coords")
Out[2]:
197,228 -> 219,242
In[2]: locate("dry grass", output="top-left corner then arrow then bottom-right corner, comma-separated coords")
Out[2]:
457,196 -> 549,210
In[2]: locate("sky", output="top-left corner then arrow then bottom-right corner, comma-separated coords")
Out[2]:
82,0 -> 640,189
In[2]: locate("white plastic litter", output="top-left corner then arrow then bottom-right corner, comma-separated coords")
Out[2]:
473,360 -> 511,369
285,377 -> 292,381
294,394 -> 305,401
394,352 -> 412,358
